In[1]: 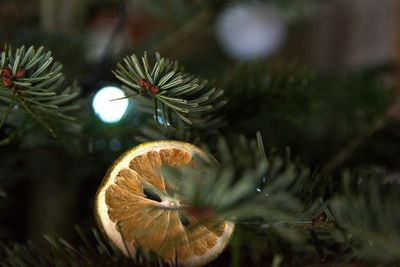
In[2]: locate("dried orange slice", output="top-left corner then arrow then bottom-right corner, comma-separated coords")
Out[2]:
95,141 -> 234,267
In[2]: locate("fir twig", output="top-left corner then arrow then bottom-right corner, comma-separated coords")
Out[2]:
0,45 -> 80,138
162,135 -> 305,226
152,9 -> 213,53
0,227 -> 169,267
321,116 -> 387,175
330,171 -> 400,263
113,52 -> 226,128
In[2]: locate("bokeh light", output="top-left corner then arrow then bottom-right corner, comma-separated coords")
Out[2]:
92,86 -> 129,123
216,3 -> 286,61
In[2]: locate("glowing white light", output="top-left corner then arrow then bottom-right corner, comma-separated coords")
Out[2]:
92,86 -> 129,123
216,3 -> 286,60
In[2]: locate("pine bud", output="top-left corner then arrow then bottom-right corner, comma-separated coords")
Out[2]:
15,69 -> 26,78
1,67 -> 12,78
2,78 -> 13,88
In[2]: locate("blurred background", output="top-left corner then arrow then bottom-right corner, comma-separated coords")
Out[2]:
0,0 -> 399,265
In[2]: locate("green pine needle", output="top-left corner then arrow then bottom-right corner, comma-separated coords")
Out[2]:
330,171 -> 400,263
0,45 -> 80,138
162,135 -> 305,225
113,52 -> 227,128
0,227 -> 169,267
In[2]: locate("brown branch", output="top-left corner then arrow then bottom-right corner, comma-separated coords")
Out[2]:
321,117 -> 387,175
151,8 -> 214,54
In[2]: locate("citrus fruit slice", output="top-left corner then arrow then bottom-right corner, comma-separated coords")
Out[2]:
95,141 -> 234,267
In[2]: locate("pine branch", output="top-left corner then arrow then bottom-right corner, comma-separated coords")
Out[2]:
162,134 -> 317,230
222,61 -> 318,135
267,0 -> 323,22
161,133 -> 400,263
133,96 -> 226,144
0,227 -> 169,267
222,62 -> 394,169
113,52 -> 227,128
330,171 -> 400,263
321,117 -> 387,175
0,45 -> 80,139
151,9 -> 213,53
134,118 -> 198,144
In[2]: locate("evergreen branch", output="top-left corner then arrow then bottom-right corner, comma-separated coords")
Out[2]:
0,227 -> 169,267
161,134 -> 400,264
134,118 -> 198,144
321,116 -> 387,175
151,8 -> 213,53
0,121 -> 27,146
330,171 -> 400,263
114,52 -> 226,128
0,99 -> 16,129
264,0 -> 322,22
162,135 -> 309,227
18,95 -> 57,137
222,61 -> 394,169
0,45 -> 80,137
